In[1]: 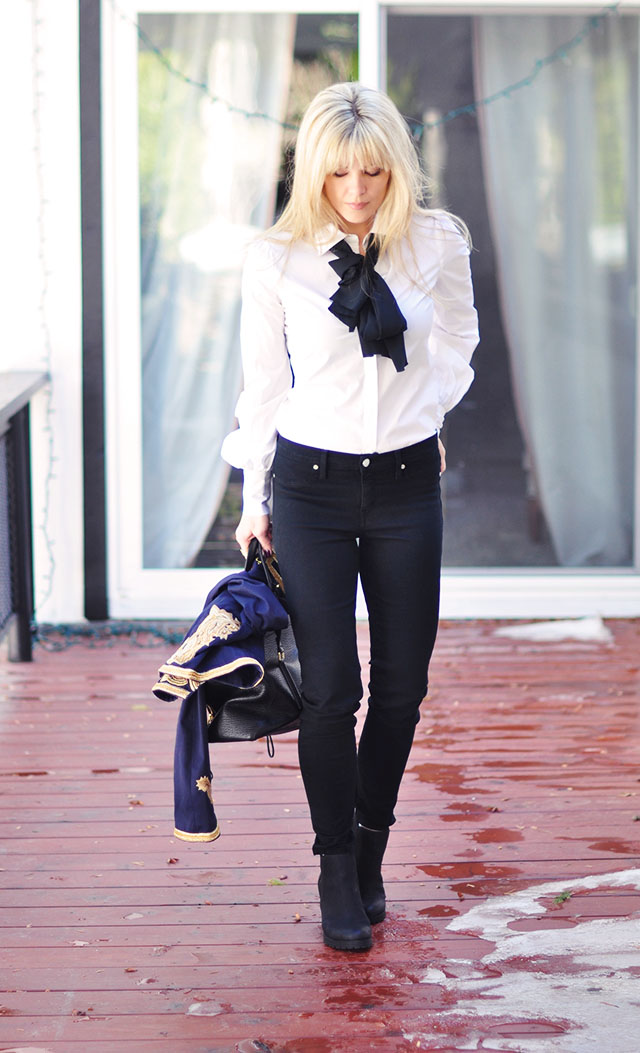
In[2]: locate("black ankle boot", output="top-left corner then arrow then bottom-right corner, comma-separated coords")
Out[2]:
355,822 -> 389,924
318,853 -> 372,951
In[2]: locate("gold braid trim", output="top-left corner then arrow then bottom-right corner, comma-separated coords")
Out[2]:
153,682 -> 190,701
153,656 -> 265,701
174,825 -> 221,843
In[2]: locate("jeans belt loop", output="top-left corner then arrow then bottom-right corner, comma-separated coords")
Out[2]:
319,449 -> 328,479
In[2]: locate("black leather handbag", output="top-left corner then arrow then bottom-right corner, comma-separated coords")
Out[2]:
205,539 -> 303,748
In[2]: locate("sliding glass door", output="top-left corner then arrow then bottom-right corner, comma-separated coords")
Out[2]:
387,9 -> 637,571
103,1 -> 640,618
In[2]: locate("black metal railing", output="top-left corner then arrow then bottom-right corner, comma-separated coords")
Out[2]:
0,371 -> 48,661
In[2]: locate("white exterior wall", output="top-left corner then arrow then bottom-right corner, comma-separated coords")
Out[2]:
0,0 -> 85,623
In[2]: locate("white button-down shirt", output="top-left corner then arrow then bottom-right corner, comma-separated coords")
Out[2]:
222,212 -> 479,514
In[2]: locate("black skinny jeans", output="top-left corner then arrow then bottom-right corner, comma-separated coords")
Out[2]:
271,433 -> 443,855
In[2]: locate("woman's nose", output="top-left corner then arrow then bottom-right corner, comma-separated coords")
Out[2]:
346,170 -> 366,197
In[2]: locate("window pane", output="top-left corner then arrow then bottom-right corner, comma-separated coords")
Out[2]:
137,12 -> 357,569
388,13 -> 637,568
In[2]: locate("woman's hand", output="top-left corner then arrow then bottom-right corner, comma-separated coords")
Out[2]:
438,436 -> 446,475
235,513 -> 272,558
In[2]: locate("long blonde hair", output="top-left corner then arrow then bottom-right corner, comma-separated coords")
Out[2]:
269,82 -> 468,259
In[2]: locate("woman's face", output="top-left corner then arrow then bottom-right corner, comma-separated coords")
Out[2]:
323,162 -> 390,240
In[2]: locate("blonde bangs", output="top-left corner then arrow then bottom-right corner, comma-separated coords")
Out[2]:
322,122 -> 393,178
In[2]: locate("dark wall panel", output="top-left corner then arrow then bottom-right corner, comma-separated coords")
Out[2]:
80,0 -> 108,619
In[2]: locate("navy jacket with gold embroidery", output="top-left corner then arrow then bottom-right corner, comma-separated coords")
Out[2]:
152,565 -> 288,843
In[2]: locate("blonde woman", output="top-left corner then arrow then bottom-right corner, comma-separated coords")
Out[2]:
222,82 -> 478,951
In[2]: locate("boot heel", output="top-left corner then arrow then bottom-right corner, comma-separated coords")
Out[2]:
318,853 -> 372,951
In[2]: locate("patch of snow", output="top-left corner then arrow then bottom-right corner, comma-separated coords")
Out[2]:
418,967 -> 448,983
495,617 -> 613,644
407,869 -> 640,1052
447,868 -> 640,944
187,1001 -> 224,1015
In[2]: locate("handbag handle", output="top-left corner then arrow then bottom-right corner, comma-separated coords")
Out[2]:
245,537 -> 286,602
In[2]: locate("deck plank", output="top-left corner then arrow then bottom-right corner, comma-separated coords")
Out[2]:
1,619 -> 640,1051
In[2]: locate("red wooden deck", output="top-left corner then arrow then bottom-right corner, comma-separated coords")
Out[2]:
1,619 -> 639,1052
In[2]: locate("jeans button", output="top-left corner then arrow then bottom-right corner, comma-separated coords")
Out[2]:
362,457 -> 370,467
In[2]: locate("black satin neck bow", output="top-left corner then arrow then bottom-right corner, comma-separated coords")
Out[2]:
327,238 -> 408,373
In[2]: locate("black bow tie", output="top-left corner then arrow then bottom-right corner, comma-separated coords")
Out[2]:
327,238 -> 408,373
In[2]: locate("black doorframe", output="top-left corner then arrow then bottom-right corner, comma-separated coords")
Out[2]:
80,0 -> 108,619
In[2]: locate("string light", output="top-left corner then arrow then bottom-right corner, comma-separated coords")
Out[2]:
414,3 -> 620,137
107,0 -> 300,130
107,0 -> 619,138
31,0 -> 56,616
33,621 -> 187,651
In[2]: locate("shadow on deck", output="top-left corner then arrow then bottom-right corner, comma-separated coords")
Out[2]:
1,619 -> 639,1052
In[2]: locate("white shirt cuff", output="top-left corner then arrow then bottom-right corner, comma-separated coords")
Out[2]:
242,468 -> 272,516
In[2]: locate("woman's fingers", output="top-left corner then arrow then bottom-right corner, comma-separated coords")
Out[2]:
437,436 -> 446,475
235,514 -> 272,557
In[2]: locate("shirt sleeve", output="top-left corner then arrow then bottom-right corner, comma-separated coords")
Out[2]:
429,218 -> 479,421
220,240 -> 293,515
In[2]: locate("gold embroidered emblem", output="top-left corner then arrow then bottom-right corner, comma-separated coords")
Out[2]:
167,605 -> 241,666
195,775 -> 213,804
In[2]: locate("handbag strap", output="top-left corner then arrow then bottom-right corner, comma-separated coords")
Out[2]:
245,537 -> 286,602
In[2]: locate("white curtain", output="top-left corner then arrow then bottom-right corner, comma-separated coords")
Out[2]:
140,13 -> 295,568
474,15 -> 636,566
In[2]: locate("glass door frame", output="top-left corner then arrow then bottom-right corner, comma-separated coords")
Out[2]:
102,0 -> 640,618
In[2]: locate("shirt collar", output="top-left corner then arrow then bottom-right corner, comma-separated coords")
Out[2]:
313,221 -> 379,256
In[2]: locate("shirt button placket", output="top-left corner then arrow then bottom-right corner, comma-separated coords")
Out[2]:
362,358 -> 379,454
